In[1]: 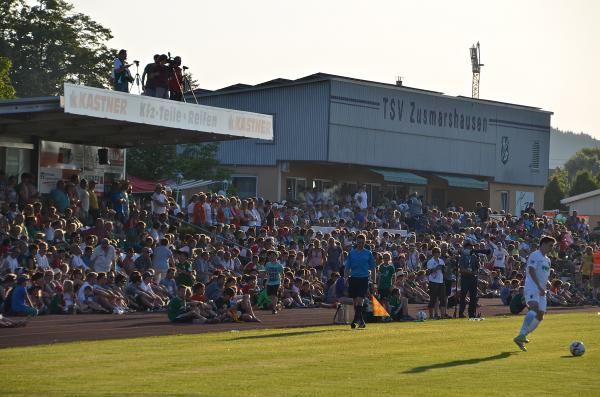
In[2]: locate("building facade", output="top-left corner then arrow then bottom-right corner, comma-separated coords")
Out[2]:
195,73 -> 551,214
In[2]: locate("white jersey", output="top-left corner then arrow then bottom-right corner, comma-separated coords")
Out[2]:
524,250 -> 551,292
493,247 -> 508,268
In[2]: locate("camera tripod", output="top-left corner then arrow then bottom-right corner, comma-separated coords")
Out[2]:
129,61 -> 142,94
170,66 -> 199,104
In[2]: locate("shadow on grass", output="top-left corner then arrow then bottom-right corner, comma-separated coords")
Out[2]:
404,351 -> 515,373
229,329 -> 333,341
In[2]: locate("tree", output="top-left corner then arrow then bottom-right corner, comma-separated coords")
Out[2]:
0,0 -> 115,97
176,143 -> 230,181
544,176 -> 566,210
0,57 -> 16,99
569,170 -> 599,197
564,148 -> 600,180
182,72 -> 200,92
126,143 -> 230,183
126,146 -> 177,181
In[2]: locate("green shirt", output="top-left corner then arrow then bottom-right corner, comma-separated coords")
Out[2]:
265,262 -> 284,286
168,296 -> 186,321
389,294 -> 401,308
176,273 -> 194,287
509,293 -> 526,314
378,263 -> 395,289
256,289 -> 270,309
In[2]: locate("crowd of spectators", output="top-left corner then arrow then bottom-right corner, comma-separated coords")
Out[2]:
1,174 -> 599,328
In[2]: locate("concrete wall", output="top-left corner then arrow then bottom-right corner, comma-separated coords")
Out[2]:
564,196 -> 600,216
489,182 -> 544,215
228,165 -> 279,200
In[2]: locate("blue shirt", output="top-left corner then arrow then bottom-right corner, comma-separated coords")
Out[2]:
111,191 -> 127,215
345,247 -> 375,278
11,285 -> 30,312
50,188 -> 69,212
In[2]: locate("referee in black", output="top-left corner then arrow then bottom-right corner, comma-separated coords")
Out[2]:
344,233 -> 376,329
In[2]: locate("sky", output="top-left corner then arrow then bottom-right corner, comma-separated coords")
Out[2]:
69,0 -> 600,137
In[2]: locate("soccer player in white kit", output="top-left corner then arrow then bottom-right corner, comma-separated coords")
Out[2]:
513,236 -> 556,351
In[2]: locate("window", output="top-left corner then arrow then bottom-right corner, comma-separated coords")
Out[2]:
312,179 -> 332,191
530,141 -> 540,171
286,177 -> 307,201
5,148 -> 22,178
500,191 -> 509,213
232,176 -> 257,199
365,183 -> 381,206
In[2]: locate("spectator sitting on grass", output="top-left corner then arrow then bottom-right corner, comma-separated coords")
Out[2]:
159,267 -> 177,298
388,287 -> 412,321
10,274 -> 38,316
125,271 -> 162,311
78,285 -> 109,313
168,285 -> 214,324
509,286 -> 526,315
214,286 -> 260,323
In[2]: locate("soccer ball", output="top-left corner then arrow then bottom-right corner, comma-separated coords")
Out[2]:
416,311 -> 428,321
570,341 -> 585,357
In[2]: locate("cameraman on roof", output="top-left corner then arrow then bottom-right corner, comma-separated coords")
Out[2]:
168,56 -> 184,101
142,54 -> 159,97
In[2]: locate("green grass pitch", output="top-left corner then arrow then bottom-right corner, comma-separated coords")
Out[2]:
1,312 -> 598,396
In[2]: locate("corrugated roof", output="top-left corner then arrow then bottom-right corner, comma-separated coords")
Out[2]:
560,189 -> 600,204
194,72 -> 551,113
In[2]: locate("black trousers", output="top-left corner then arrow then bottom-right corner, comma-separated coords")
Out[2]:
459,276 -> 478,317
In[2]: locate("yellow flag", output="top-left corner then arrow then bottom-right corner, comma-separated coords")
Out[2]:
372,296 -> 390,317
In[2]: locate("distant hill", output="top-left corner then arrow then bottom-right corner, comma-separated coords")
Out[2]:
550,128 -> 600,169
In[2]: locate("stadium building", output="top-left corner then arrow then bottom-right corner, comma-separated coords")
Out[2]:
193,73 -> 552,215
0,84 -> 272,195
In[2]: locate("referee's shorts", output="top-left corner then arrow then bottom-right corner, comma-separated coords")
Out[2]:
348,277 -> 369,298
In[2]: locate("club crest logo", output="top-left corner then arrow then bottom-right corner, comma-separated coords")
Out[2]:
501,136 -> 509,164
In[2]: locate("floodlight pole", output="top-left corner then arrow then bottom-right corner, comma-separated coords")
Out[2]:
470,42 -> 483,99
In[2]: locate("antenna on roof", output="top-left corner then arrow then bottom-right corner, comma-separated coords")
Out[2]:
395,76 -> 403,86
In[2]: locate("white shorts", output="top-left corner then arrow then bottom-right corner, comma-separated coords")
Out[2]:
524,288 -> 547,312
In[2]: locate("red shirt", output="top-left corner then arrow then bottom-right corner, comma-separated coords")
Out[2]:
169,66 -> 183,92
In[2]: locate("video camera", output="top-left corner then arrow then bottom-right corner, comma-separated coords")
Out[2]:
165,52 -> 181,68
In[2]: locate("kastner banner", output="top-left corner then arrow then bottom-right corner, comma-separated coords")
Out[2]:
62,83 -> 273,141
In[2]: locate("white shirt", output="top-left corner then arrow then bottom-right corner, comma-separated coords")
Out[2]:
249,208 -> 262,227
524,250 -> 551,292
140,280 -> 153,294
354,191 -> 368,209
77,281 -> 92,303
70,255 -> 88,270
90,245 -> 116,273
77,186 -> 90,212
203,203 -> 213,226
2,255 -> 19,273
36,253 -> 50,270
187,202 -> 195,220
407,251 -> 419,271
493,247 -> 509,268
426,257 -> 445,284
151,192 -> 168,215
